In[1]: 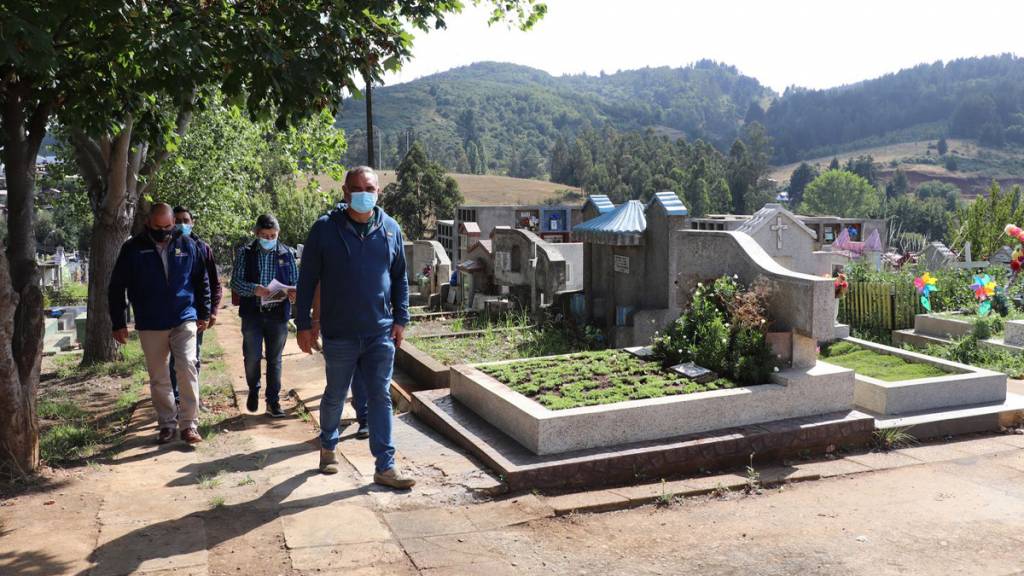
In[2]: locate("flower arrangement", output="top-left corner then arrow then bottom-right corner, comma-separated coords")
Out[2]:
833,273 -> 849,299
914,272 -> 938,311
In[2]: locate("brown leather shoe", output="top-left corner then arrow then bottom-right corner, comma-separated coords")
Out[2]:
157,428 -> 175,444
180,428 -> 203,445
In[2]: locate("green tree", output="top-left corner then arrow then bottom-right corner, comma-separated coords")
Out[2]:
379,143 -> 463,240
885,168 -> 910,198
787,162 -> 818,208
949,181 -> 1024,258
937,136 -> 949,156
800,169 -> 880,217
829,157 -> 841,171
0,0 -> 544,475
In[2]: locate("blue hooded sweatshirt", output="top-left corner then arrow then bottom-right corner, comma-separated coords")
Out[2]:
295,205 -> 409,338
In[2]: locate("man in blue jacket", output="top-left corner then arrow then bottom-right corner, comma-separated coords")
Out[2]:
295,166 -> 414,489
109,203 -> 211,445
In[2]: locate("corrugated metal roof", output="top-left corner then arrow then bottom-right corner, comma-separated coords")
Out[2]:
584,194 -> 616,215
573,200 -> 646,246
648,191 -> 688,216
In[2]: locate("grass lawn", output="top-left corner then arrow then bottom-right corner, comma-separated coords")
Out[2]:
478,350 -> 739,410
408,323 -> 583,366
821,341 -> 948,381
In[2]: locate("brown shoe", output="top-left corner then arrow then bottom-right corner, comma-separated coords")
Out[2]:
180,428 -> 203,445
157,428 -> 175,444
319,448 -> 339,475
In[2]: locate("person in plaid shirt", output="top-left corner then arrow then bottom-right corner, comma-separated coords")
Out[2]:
231,214 -> 298,418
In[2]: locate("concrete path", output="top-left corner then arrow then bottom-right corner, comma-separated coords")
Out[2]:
3,315 -> 1024,575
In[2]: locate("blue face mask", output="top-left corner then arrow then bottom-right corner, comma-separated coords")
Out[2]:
176,223 -> 193,237
349,192 -> 377,214
259,238 -> 277,251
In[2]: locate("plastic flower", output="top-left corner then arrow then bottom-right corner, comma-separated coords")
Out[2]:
914,272 -> 938,311
971,274 -> 995,301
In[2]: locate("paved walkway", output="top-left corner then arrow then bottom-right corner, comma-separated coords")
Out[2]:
3,313 -> 1024,575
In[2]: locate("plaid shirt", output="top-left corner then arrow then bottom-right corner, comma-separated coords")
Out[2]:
231,243 -> 298,297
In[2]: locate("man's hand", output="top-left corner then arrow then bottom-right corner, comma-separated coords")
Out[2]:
297,329 -> 319,354
254,285 -> 270,298
196,319 -> 208,332
391,324 -> 405,349
287,288 -> 297,304
112,328 -> 129,345
207,314 -> 217,328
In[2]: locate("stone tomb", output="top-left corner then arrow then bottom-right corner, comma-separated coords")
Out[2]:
447,229 -> 854,455
491,227 -> 583,311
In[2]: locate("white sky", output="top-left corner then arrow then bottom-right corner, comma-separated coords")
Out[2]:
383,0 -> 1023,93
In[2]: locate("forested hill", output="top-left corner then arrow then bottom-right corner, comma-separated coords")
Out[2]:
338,54 -> 1024,174
337,61 -> 774,176
764,54 -> 1024,162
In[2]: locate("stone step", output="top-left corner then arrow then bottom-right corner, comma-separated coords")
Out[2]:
870,392 -> 1024,440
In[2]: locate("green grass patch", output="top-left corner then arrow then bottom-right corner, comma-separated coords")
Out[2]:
54,335 -> 147,381
40,424 -> 102,464
409,324 -> 584,366
478,349 -> 739,410
821,341 -> 947,381
37,399 -> 89,422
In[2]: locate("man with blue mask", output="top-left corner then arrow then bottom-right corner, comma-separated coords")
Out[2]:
231,214 -> 298,418
295,166 -> 414,489
169,206 -> 222,405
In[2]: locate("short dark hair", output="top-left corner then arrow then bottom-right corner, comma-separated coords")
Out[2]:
173,206 -> 193,219
255,214 -> 279,231
344,165 -> 379,187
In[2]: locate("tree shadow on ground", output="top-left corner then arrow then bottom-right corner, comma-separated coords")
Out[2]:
0,550 -> 74,576
75,470 -> 374,576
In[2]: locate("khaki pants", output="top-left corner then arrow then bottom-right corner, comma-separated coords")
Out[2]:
138,322 -> 200,430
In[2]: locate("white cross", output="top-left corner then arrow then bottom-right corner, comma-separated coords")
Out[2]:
770,216 -> 789,250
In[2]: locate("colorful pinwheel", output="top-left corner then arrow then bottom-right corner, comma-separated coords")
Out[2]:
914,272 -> 937,311
970,274 -> 997,316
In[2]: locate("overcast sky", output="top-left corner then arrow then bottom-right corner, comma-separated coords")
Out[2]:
382,0 -> 1023,93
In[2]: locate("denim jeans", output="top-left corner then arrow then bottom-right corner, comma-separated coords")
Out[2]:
169,329 -> 204,402
351,366 -> 368,426
319,331 -> 395,473
241,313 -> 289,404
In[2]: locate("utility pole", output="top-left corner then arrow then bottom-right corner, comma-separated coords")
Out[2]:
365,74 -> 375,169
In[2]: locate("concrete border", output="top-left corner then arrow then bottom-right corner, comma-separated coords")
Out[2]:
844,336 -> 1007,415
450,352 -> 856,455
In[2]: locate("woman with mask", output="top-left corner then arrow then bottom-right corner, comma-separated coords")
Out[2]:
230,214 -> 298,418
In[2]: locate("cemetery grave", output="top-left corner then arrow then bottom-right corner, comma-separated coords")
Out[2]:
478,349 -> 740,410
820,340 -> 949,381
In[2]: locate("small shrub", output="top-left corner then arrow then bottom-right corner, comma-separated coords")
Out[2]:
873,427 -> 917,450
40,424 -> 101,464
731,328 -> 776,385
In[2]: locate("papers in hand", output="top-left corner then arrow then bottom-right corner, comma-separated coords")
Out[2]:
261,279 -> 294,306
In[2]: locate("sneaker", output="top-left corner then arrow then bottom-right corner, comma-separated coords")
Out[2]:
355,423 -> 370,440
246,388 -> 259,412
373,468 -> 416,490
319,448 -> 339,475
157,427 -> 176,444
180,428 -> 203,445
265,402 -> 286,418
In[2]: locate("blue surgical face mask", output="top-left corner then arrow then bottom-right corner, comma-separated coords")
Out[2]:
258,238 -> 277,251
176,223 -> 193,237
349,192 -> 377,214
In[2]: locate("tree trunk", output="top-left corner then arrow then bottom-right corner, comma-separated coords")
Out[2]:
365,77 -> 375,169
0,89 -> 46,474
80,217 -> 129,363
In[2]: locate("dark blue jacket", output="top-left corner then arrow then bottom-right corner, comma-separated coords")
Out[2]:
295,205 -> 409,339
109,232 -> 212,331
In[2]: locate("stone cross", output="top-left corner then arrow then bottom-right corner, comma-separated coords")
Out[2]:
770,216 -> 789,250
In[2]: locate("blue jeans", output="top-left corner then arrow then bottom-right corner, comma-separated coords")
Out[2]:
319,331 -> 395,472
169,329 -> 204,402
242,314 -> 289,404
351,366 -> 368,426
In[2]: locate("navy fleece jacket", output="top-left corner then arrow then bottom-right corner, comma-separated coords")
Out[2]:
295,205 -> 409,338
108,232 -> 211,331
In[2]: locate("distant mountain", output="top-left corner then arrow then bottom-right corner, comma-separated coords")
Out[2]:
337,61 -> 774,175
338,54 -> 1024,174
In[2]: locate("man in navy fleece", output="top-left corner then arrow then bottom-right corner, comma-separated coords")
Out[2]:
109,203 -> 211,445
295,166 -> 414,489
